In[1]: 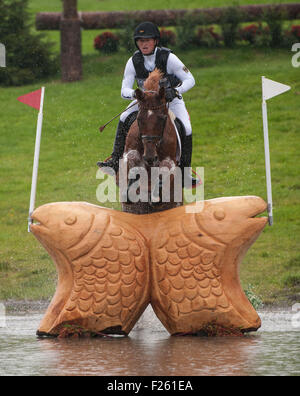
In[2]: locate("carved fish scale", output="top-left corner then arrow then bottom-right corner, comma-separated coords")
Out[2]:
31,197 -> 267,336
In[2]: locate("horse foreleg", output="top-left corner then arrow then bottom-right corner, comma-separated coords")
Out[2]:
153,158 -> 180,205
150,177 -> 161,204
120,150 -> 143,202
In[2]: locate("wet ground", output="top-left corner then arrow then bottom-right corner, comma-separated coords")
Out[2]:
0,305 -> 299,376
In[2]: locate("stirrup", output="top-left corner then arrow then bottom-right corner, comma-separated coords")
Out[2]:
183,175 -> 199,188
97,160 -> 112,168
191,176 -> 199,186
97,156 -> 118,173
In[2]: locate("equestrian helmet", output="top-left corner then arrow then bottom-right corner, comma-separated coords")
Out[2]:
134,21 -> 161,41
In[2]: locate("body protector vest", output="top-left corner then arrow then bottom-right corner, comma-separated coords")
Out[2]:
132,47 -> 182,89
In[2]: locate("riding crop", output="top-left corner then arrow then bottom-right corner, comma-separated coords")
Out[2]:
99,100 -> 138,132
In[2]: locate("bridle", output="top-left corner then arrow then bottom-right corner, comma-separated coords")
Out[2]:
140,113 -> 167,146
139,90 -> 168,146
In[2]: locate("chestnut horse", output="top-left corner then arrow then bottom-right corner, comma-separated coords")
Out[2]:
119,69 -> 183,214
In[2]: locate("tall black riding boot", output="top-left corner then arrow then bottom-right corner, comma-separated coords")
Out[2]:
180,135 -> 199,188
97,120 -> 127,173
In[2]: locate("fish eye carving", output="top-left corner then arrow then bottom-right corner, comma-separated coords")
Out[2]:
64,215 -> 77,225
214,209 -> 225,221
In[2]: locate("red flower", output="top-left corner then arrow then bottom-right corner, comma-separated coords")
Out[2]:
244,24 -> 258,33
291,25 -> 300,39
196,26 -> 221,45
239,24 -> 261,44
159,28 -> 176,46
94,32 -> 119,53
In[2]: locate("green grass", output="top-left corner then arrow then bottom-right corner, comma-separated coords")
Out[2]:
28,0 -> 298,14
30,0 -> 295,13
0,0 -> 299,304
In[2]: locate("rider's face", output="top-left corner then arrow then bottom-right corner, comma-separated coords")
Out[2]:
137,38 -> 157,55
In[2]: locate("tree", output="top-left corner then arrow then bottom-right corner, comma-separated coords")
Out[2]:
0,0 -> 57,86
60,0 -> 82,82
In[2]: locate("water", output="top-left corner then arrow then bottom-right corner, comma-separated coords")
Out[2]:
0,306 -> 299,376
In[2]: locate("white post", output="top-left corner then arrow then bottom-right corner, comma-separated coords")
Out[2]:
261,76 -> 291,226
28,87 -> 45,232
262,95 -> 273,226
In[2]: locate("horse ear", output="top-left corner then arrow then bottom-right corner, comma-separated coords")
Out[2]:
135,88 -> 145,101
159,86 -> 165,100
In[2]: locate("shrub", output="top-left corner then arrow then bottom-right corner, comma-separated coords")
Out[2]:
195,26 -> 221,48
239,23 -> 273,47
119,18 -> 137,53
0,0 -> 57,86
239,24 -> 260,45
291,25 -> 300,40
253,25 -> 272,48
282,25 -> 300,48
263,7 -> 286,47
175,12 -> 197,50
220,6 -> 243,48
94,32 -> 119,54
159,28 -> 176,47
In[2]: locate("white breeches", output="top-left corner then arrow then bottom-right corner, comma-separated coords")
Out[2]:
120,98 -> 192,136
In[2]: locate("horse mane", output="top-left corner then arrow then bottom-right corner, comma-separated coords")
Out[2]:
144,68 -> 164,91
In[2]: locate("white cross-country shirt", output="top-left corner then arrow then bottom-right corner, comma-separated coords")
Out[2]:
121,47 -> 195,100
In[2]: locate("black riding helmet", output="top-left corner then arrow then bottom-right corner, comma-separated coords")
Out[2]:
134,21 -> 160,49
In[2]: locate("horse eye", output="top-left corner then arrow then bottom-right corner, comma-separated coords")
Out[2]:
213,209 -> 225,221
65,215 -> 77,225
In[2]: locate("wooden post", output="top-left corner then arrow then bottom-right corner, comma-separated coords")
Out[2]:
61,0 -> 82,82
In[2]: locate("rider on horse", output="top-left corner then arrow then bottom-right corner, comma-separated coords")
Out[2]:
97,21 -> 198,186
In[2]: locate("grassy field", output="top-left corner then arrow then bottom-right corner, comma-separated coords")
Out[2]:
28,0 -> 299,14
0,0 -> 299,305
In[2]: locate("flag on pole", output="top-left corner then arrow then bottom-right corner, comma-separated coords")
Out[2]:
262,77 -> 291,101
261,77 -> 291,226
17,87 -> 45,232
17,88 -> 42,110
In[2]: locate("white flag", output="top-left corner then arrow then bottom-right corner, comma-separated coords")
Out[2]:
262,76 -> 291,101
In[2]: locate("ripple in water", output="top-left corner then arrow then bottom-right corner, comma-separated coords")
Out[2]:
0,307 -> 299,376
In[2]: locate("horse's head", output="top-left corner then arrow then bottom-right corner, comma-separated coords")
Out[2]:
135,86 -> 168,167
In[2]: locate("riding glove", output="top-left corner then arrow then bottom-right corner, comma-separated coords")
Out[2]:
165,87 -> 182,102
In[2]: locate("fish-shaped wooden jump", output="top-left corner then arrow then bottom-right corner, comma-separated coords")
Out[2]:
30,196 -> 267,336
